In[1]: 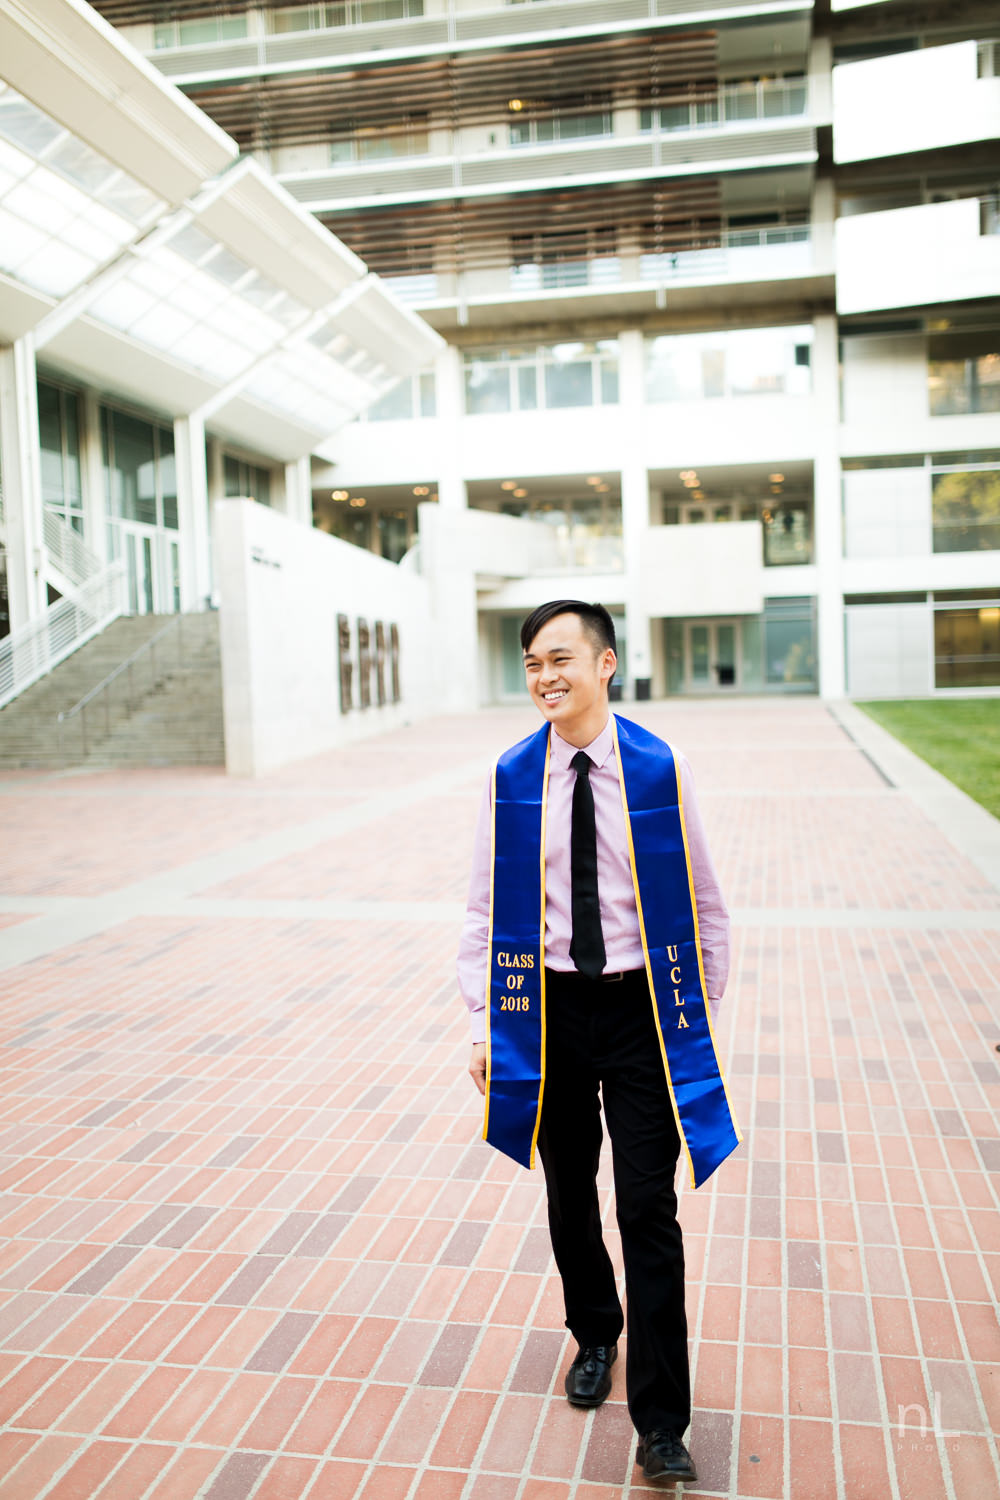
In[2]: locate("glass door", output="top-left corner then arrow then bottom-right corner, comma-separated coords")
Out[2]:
120,524 -> 176,615
685,620 -> 741,689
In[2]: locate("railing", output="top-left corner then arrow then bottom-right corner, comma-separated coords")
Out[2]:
42,508 -> 103,587
0,563 -> 127,711
56,613 -> 186,764
981,195 -> 1000,236
147,0 -> 786,79
639,225 -> 812,283
283,120 -> 817,208
642,78 -> 808,133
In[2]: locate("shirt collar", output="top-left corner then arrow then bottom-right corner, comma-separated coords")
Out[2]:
551,715 -> 616,771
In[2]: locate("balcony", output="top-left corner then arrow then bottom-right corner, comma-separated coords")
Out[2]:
381,226 -> 828,328
147,0 -> 812,82
836,196 -> 1000,315
833,41 -> 1000,164
281,117 -> 816,213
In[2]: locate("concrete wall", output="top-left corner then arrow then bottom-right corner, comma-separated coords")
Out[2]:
845,603 -> 932,696
641,521 -> 765,617
833,42 -> 1000,162
215,499 -> 432,776
836,198 -> 1000,315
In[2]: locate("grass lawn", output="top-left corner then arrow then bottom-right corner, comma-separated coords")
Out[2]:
857,698 -> 1000,820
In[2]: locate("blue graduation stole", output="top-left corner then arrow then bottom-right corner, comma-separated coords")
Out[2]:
483,713 -> 741,1188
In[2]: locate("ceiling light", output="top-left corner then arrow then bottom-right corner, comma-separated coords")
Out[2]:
413,485 -> 429,496
500,480 -> 518,490
679,470 -> 697,481
769,473 -> 785,482
508,99 -> 524,112
331,489 -> 348,500
513,488 -> 527,498
350,497 -> 367,507
587,475 -> 601,485
595,484 -> 610,493
771,485 -> 782,494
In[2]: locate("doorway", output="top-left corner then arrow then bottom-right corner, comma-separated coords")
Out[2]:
684,620 -> 741,690
120,525 -> 181,615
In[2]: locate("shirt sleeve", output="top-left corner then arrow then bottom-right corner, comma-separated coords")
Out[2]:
456,776 -> 493,1044
677,751 -> 730,1023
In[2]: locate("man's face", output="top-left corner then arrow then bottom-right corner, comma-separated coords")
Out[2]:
522,612 -> 616,738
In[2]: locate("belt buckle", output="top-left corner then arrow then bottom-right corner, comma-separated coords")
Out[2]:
601,971 -> 625,983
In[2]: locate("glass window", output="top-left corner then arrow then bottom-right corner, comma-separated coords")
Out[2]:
931,467 -> 1000,552
762,503 -> 812,565
646,326 -> 813,401
465,358 -> 512,415
464,342 -> 618,414
154,17 -> 248,46
508,100 -> 612,147
102,405 -> 178,534
37,381 -> 82,526
223,455 -> 272,507
934,605 -> 1000,686
544,347 -> 593,409
763,597 -> 816,686
377,510 -> 411,564
928,332 -> 1000,416
105,410 -> 157,526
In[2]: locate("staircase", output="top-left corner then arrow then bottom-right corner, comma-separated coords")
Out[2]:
0,613 -> 224,769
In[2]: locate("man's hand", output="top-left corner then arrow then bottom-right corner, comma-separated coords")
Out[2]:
469,1043 -> 487,1095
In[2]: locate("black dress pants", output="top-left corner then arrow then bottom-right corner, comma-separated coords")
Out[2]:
537,967 -> 690,1438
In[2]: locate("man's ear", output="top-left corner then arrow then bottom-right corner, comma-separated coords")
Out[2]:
601,648 -> 617,683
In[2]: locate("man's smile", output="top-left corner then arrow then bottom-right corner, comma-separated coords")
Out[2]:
543,689 -> 568,703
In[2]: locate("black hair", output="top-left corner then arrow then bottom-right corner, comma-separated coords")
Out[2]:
520,600 -> 617,656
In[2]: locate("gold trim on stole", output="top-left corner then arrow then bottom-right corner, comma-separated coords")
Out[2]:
481,737 -> 551,1168
610,717 -> 691,1185
527,735 -> 551,1168
674,756 -> 743,1150
481,761 -> 498,1145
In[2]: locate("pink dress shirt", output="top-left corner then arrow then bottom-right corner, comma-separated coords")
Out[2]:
457,716 -> 730,1043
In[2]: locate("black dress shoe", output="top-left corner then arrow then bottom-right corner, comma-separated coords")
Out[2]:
564,1343 -> 617,1407
636,1430 -> 698,1484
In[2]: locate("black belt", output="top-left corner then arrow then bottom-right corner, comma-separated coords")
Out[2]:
546,967 -> 642,984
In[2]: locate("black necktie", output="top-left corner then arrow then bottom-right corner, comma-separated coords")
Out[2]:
569,750 -> 607,980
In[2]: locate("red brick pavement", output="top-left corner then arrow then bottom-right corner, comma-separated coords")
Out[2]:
0,700 -> 998,1499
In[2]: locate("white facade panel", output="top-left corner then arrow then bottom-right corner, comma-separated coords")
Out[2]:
833,42 -> 1000,163
840,335 -> 928,430
845,604 -> 931,697
836,198 -> 1000,314
215,499 -> 432,775
843,467 -> 932,558
641,522 -> 764,618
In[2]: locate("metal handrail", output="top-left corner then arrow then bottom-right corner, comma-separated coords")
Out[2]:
57,613 -> 186,764
0,563 -> 127,710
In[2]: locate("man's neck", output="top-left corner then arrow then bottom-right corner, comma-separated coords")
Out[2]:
552,709 -> 612,750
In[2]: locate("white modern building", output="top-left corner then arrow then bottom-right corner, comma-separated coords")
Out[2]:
0,0 -> 442,767
99,0 -> 998,705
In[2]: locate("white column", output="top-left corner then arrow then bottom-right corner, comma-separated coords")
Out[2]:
0,337 -> 46,631
79,390 -> 108,565
812,314 -> 845,697
435,344 -> 466,512
174,413 -> 211,611
283,455 -> 313,527
618,328 -> 652,693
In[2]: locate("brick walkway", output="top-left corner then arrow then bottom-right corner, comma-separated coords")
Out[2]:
0,700 -> 998,1500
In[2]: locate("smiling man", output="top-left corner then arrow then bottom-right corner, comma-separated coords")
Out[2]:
457,599 -> 740,1486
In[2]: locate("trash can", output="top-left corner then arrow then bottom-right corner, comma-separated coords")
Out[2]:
635,677 -> 651,701
609,681 -> 624,702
